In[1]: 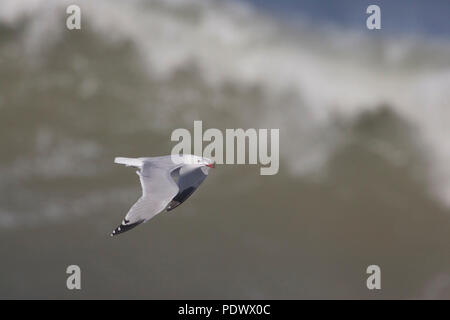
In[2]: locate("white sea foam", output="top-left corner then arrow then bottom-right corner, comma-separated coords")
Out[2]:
1,0 -> 450,209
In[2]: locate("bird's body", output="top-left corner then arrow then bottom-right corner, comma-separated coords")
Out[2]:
111,154 -> 214,236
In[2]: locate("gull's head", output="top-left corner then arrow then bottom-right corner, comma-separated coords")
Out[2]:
172,154 -> 215,168
187,155 -> 215,168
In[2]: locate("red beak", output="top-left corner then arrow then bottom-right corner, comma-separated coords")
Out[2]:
206,162 -> 216,168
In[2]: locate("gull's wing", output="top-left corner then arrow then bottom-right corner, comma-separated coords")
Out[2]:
167,166 -> 208,212
111,161 -> 179,236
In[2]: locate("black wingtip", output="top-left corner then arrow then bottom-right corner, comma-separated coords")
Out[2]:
110,219 -> 143,237
166,187 -> 196,212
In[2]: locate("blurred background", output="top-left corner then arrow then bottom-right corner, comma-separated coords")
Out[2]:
0,0 -> 450,299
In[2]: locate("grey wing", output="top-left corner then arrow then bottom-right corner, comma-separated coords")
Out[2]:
166,166 -> 208,212
111,164 -> 179,236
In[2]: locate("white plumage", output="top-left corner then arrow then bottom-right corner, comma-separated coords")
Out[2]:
111,154 -> 214,236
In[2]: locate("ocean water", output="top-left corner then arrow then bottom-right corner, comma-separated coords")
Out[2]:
0,0 -> 449,299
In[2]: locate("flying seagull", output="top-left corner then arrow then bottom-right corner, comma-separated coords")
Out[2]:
111,154 -> 215,236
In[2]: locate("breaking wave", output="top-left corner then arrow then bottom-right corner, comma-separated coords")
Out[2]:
1,0 -> 450,227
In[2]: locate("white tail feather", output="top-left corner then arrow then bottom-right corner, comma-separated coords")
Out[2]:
114,157 -> 143,168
